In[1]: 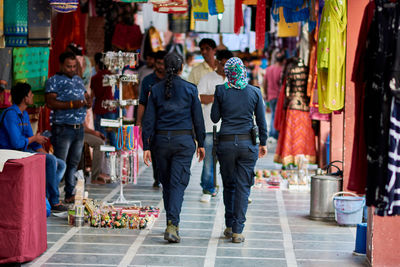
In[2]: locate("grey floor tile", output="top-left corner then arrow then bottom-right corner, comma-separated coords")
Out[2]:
295,250 -> 359,261
142,235 -> 210,247
47,253 -> 123,265
297,257 -> 368,267
59,243 -> 130,254
47,233 -> 66,243
291,233 -> 355,242
137,245 -> 207,256
149,229 -> 212,238
214,258 -> 287,267
68,234 -> 137,244
246,211 -> 279,217
131,255 -> 205,267
77,227 -> 139,236
293,241 -> 355,251
178,221 -> 214,229
242,231 -> 283,240
43,265 -> 116,267
47,225 -> 73,233
217,247 -> 285,258
244,223 -> 282,233
218,239 -> 284,249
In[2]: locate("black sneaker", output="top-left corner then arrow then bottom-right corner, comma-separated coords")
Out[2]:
51,203 -> 68,212
153,181 -> 161,188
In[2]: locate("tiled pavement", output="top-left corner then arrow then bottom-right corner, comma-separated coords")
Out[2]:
26,144 -> 368,267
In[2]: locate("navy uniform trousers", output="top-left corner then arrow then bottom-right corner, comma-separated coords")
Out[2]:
153,133 -> 196,226
217,137 -> 258,234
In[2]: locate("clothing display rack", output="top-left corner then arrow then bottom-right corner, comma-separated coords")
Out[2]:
99,51 -> 141,206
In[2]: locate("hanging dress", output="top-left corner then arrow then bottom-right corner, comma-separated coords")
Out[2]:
317,0 -> 347,113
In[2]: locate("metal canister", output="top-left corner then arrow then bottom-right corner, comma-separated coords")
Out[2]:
310,175 -> 342,220
74,205 -> 85,227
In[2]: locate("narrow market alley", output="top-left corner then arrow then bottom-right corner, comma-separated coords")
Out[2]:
27,144 -> 367,267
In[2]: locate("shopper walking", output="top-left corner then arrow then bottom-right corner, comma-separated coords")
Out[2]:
211,57 -> 268,243
0,83 -> 67,212
142,52 -> 206,243
188,38 -> 217,86
46,52 -> 90,204
197,49 -> 233,203
263,50 -> 285,142
137,50 -> 168,188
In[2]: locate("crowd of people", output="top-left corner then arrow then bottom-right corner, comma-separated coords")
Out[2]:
0,37 -> 312,244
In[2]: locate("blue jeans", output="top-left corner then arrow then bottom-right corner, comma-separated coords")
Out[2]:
94,112 -> 118,147
153,133 -> 195,226
269,98 -> 279,139
217,138 -> 258,234
28,150 -> 66,206
200,133 -> 215,194
51,124 -> 84,199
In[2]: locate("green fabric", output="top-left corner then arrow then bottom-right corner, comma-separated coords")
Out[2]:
13,47 -> 49,91
317,0 -> 347,113
4,0 -> 28,36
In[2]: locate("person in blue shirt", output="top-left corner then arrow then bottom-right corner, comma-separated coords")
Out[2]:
211,57 -> 268,243
137,50 -> 167,188
0,83 -> 67,212
45,51 -> 91,204
142,52 -> 206,243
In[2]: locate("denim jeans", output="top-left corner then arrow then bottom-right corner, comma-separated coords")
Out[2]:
200,133 -> 215,194
217,138 -> 258,234
28,150 -> 66,206
51,124 -> 84,199
153,133 -> 195,226
269,98 -> 279,139
94,112 -> 118,147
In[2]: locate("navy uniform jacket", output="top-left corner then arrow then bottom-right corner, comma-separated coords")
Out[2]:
142,76 -> 206,150
211,84 -> 268,146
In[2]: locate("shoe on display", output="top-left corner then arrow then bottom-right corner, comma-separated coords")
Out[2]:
51,202 -> 68,212
232,233 -> 245,243
223,227 -> 233,238
64,195 -> 75,204
164,220 -> 180,243
200,194 -> 211,203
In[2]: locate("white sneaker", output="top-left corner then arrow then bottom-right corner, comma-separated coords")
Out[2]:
200,194 -> 211,203
268,138 -> 277,144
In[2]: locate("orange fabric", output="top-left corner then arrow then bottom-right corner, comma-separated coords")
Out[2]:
274,109 -> 316,167
274,80 -> 286,131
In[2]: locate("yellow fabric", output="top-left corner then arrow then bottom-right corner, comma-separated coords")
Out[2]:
192,0 -> 208,21
188,61 -> 215,85
277,7 -> 299,37
243,0 -> 257,5
317,0 -> 347,113
148,27 -> 163,52
190,9 -> 195,30
0,0 -> 4,48
215,0 -> 224,13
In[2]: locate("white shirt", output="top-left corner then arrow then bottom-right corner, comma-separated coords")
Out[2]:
197,71 -> 226,133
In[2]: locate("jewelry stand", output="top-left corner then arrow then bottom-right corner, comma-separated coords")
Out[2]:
100,51 -> 141,206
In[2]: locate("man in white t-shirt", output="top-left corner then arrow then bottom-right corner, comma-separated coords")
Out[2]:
197,50 -> 234,203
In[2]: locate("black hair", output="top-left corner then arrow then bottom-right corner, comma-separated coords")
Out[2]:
154,50 -> 168,60
94,52 -> 105,70
11,83 -> 31,105
67,43 -> 83,56
216,50 -> 233,61
185,52 -> 194,61
59,51 -> 76,64
276,50 -> 285,63
199,38 -> 216,49
164,52 -> 183,100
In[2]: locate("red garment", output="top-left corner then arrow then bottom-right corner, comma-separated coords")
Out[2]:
274,80 -> 286,131
112,23 -> 143,51
91,69 -> 116,115
234,0 -> 244,34
255,0 -> 266,50
347,1 -> 375,194
0,155 -> 47,264
264,64 -> 283,101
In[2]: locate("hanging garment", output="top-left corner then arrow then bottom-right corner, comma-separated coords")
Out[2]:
276,7 -> 299,37
153,0 -> 188,13
271,0 -> 309,24
255,0 -> 266,50
274,59 -> 316,167
28,0 -> 51,46
364,0 -> 399,209
13,47 -> 50,92
317,0 -> 347,113
49,0 -> 79,13
4,0 -> 28,47
250,6 -> 270,32
299,22 -> 310,66
86,17 -> 105,58
142,3 -> 169,32
192,0 -> 209,20
347,1 -> 375,194
112,23 -> 143,51
0,48 -> 12,89
234,0 -> 244,34
169,12 -> 190,33
0,0 -> 4,48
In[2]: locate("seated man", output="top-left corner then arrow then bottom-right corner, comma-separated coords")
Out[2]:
0,83 -> 68,212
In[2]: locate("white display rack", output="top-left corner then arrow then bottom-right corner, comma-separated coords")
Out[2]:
99,51 -> 140,206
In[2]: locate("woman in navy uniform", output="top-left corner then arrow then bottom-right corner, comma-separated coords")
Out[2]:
142,52 -> 206,243
211,57 -> 268,243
